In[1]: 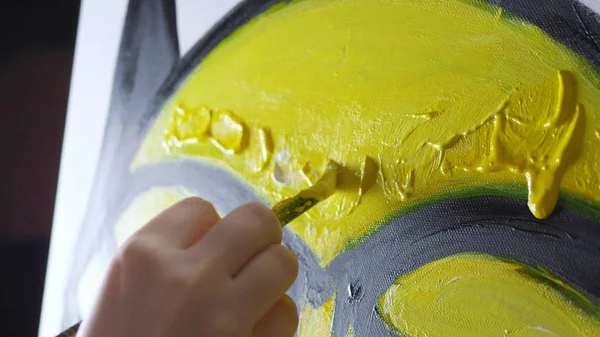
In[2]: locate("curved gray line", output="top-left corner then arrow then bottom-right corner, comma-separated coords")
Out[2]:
102,159 -> 600,337
114,160 -> 335,317
122,160 -> 264,215
283,229 -> 335,310
66,151 -> 600,337
326,196 -> 600,337
64,157 -> 332,327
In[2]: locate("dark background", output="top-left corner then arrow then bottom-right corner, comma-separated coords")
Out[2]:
0,0 -> 80,336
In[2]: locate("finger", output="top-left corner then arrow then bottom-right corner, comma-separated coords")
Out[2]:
190,202 -> 282,275
135,197 -> 220,249
253,295 -> 298,337
234,244 -> 298,323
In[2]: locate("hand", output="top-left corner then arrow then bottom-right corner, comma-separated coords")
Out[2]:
78,198 -> 299,337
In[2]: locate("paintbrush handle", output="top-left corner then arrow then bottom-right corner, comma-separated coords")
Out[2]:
55,321 -> 80,337
52,192 -> 310,337
51,198 -> 305,337
55,164 -> 338,337
52,194 -> 316,337
272,162 -> 338,226
272,194 -> 320,226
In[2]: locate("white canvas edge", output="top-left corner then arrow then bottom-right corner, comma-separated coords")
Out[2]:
580,0 -> 600,15
38,1 -> 128,335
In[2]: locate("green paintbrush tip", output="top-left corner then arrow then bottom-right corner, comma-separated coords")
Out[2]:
272,161 -> 339,226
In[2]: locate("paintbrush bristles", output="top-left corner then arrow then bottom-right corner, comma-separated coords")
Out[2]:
272,162 -> 339,226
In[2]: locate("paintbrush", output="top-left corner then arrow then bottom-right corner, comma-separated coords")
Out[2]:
272,161 -> 339,226
55,162 -> 339,337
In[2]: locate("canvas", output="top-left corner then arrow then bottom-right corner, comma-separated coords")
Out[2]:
41,0 -> 600,336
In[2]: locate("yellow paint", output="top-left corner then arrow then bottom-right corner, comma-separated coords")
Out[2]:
441,71 -> 585,216
298,294 -> 335,337
410,111 -> 441,120
134,0 -> 600,265
273,161 -> 339,225
114,187 -> 198,247
379,158 -> 415,201
301,162 -> 319,185
209,109 -> 248,154
346,325 -> 355,337
163,104 -> 211,150
254,127 -> 273,172
355,155 -> 378,205
545,70 -> 574,128
378,253 -> 600,337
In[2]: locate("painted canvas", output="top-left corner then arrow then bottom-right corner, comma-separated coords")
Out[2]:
41,0 -> 600,336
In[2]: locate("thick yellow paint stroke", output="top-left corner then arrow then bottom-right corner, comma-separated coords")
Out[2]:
378,253 -> 600,337
134,0 -> 600,265
298,294 -> 335,337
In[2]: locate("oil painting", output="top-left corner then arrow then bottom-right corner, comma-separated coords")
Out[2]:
41,0 -> 600,336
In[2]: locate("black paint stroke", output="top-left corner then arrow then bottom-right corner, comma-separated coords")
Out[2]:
325,196 -> 600,336
60,0 -> 600,336
489,0 -> 600,68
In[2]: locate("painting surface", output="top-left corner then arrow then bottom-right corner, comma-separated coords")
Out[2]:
50,0 -> 600,336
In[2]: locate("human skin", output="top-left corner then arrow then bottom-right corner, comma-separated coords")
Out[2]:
78,198 -> 299,337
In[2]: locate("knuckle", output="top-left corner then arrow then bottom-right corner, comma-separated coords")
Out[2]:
118,237 -> 151,264
266,245 -> 299,280
241,201 -> 271,219
241,202 -> 281,236
179,196 -> 216,212
117,237 -> 166,273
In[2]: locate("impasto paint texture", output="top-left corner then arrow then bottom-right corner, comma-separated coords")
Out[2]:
136,0 -> 600,265
378,253 -> 600,336
57,0 -> 600,336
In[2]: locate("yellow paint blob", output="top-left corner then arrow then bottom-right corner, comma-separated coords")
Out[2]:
441,71 -> 585,217
378,253 -> 600,337
355,155 -> 378,205
254,127 -> 273,172
164,104 -> 211,150
134,0 -> 600,265
298,294 -> 335,337
209,109 -> 249,154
